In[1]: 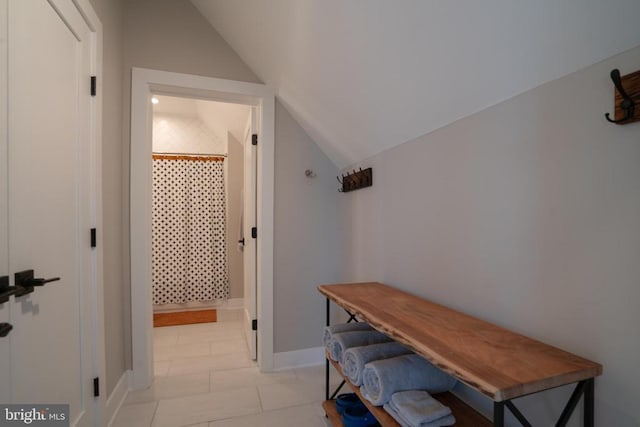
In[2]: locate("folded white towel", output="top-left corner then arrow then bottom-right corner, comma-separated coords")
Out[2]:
328,330 -> 392,363
342,341 -> 413,386
384,402 -> 456,427
361,354 -> 457,406
387,390 -> 453,426
323,322 -> 373,347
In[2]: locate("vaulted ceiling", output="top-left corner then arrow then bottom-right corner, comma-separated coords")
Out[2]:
192,0 -> 640,168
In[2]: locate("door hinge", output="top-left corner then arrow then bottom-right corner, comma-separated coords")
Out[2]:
251,227 -> 257,239
252,134 -> 258,146
90,76 -> 97,97
90,228 -> 97,248
252,319 -> 258,331
93,377 -> 100,397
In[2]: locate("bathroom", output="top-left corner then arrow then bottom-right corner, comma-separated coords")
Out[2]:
150,94 -> 250,349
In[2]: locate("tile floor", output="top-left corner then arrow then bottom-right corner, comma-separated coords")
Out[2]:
112,317 -> 343,426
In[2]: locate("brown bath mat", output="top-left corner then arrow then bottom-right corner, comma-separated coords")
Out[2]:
153,309 -> 217,327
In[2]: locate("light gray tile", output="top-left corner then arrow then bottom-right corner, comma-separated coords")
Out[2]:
153,334 -> 178,347
152,387 -> 261,427
216,310 -> 242,322
210,366 -> 297,391
176,330 -> 244,345
257,380 -> 324,411
154,342 -> 211,362
125,372 -> 210,405
208,403 -> 326,427
295,364 -> 343,390
168,353 -> 255,376
154,361 -> 171,377
174,322 -> 221,335
111,401 -> 157,427
153,326 -> 181,338
209,340 -> 247,356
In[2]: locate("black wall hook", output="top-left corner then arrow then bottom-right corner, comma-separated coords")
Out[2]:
337,168 -> 372,193
605,69 -> 636,124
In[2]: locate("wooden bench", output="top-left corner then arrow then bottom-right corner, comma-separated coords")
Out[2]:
319,282 -> 602,427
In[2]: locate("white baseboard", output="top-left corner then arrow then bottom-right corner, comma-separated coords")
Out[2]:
106,370 -> 131,426
224,298 -> 243,309
273,346 -> 325,370
151,298 -> 243,314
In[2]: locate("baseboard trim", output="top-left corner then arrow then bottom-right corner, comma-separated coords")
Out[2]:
224,298 -> 243,309
106,370 -> 131,426
273,346 -> 324,370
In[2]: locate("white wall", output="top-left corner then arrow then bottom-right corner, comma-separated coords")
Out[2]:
274,102 -> 342,352
196,101 -> 250,143
340,45 -> 640,426
152,113 -> 227,155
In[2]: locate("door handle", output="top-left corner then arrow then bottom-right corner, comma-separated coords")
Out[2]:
0,276 -> 17,304
0,288 -> 18,304
0,323 -> 12,337
14,269 -> 61,297
238,238 -> 245,246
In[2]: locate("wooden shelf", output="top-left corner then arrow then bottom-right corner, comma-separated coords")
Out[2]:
320,282 -> 602,426
319,282 -> 602,402
322,401 -> 344,427
325,357 -> 491,427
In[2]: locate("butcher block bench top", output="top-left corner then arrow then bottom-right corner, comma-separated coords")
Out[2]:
318,282 -> 602,401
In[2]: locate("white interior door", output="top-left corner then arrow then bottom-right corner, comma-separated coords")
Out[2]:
243,108 -> 258,360
0,0 -> 97,424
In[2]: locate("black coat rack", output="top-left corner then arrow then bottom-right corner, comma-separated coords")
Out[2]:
337,168 -> 372,193
605,68 -> 640,125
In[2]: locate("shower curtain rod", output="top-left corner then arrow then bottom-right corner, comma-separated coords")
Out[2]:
152,152 -> 227,157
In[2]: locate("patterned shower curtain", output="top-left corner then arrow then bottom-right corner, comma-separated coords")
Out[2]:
152,155 -> 229,305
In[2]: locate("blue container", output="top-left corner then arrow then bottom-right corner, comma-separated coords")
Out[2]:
342,405 -> 378,427
335,393 -> 365,415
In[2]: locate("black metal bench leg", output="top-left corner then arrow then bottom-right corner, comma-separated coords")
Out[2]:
330,380 -> 346,400
494,401 -> 505,427
325,298 -> 330,401
584,378 -> 594,427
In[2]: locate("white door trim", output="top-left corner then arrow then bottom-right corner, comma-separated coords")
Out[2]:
129,68 -> 275,389
72,0 -> 107,424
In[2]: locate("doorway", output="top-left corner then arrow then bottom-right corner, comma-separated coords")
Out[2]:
150,95 -> 246,320
130,68 -> 275,390
150,94 -> 251,365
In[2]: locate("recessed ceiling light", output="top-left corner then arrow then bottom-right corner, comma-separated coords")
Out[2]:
151,97 -> 159,105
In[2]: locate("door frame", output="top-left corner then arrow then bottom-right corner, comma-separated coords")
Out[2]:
76,1 -> 107,423
130,68 -> 275,389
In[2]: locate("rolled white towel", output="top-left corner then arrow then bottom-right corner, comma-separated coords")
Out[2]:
386,390 -> 454,426
328,330 -> 392,363
361,354 -> 457,406
323,322 -> 373,347
342,341 -> 413,386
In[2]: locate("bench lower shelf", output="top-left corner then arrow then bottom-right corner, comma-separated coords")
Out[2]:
324,358 -> 491,427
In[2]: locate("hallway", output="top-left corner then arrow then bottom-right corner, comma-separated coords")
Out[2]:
112,316 -> 340,426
